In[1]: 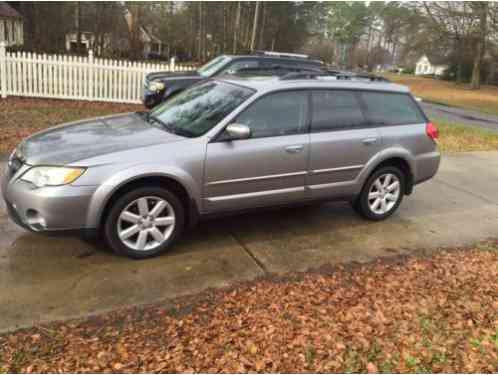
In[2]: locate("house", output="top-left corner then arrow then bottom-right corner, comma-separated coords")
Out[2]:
415,54 -> 448,76
0,2 -> 23,46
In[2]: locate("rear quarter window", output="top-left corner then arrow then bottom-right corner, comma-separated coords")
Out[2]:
360,91 -> 425,126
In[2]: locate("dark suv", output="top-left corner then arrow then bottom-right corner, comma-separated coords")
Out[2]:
142,51 -> 325,108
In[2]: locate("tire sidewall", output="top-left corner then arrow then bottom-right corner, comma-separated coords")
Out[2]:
104,187 -> 185,259
359,166 -> 405,221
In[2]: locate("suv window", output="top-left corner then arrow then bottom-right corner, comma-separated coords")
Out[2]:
221,60 -> 259,75
360,91 -> 425,126
235,91 -> 308,138
311,90 -> 365,131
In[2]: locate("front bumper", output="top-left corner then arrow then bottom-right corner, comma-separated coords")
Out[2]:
1,165 -> 97,232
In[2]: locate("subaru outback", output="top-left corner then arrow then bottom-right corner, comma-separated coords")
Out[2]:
2,74 -> 440,259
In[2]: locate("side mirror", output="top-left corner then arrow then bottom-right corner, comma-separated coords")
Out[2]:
225,123 -> 251,140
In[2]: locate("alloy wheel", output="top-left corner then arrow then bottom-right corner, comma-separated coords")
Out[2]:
117,196 -> 176,251
367,173 -> 401,215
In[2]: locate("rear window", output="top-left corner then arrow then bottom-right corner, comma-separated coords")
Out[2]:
360,91 -> 425,126
311,90 -> 365,131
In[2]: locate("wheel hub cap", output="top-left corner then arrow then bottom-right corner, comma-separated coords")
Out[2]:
117,196 -> 176,251
367,173 -> 400,215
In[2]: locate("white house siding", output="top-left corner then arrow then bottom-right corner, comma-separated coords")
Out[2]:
415,55 -> 447,76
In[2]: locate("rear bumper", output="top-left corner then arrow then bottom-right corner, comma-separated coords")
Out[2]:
2,169 -> 97,232
414,150 -> 441,185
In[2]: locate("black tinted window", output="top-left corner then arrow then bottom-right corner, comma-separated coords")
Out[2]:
361,91 -> 425,125
236,91 -> 308,138
221,60 -> 259,75
311,90 -> 365,131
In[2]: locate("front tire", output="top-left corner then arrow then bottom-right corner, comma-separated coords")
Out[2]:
104,187 -> 185,259
354,166 -> 405,221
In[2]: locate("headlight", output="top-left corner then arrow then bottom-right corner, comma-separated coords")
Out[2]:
148,81 -> 165,91
21,166 -> 86,188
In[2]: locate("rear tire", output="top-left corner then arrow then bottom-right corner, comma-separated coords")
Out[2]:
104,187 -> 185,259
353,166 -> 405,221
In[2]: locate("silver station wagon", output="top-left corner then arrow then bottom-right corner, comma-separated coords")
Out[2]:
2,74 -> 440,258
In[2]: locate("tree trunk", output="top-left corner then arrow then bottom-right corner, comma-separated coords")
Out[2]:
233,2 -> 241,54
471,2 -> 488,90
76,2 -> 82,54
258,2 -> 266,50
250,2 -> 260,52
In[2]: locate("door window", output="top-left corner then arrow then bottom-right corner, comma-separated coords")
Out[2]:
311,90 -> 365,131
221,60 -> 259,75
235,91 -> 308,138
360,91 -> 425,125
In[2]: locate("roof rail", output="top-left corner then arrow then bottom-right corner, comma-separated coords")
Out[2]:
280,71 -> 328,80
252,50 -> 310,59
279,71 -> 391,82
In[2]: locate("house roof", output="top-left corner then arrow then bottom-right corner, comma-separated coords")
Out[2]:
0,2 -> 22,18
140,26 -> 162,44
423,53 -> 448,66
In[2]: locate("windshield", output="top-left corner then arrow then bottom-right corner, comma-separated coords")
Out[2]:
197,55 -> 232,77
149,80 -> 254,137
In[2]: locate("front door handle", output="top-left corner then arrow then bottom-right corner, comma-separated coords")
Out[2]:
362,138 -> 378,145
285,145 -> 304,153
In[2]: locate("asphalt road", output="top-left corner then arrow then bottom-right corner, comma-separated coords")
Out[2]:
1,151 -> 498,332
421,101 -> 498,132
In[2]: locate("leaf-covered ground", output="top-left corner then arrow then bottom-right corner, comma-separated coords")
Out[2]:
1,246 -> 497,373
0,97 -> 143,155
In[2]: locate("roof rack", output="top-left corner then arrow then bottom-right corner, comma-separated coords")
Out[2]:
279,71 -> 391,82
280,71 -> 329,80
252,50 -> 311,60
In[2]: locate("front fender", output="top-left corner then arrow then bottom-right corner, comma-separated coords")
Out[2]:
85,164 -> 200,229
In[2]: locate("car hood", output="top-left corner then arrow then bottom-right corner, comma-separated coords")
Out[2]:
17,113 -> 184,166
146,70 -> 201,82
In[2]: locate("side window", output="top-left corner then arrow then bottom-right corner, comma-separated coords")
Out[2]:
235,91 -> 308,138
311,90 -> 365,131
221,60 -> 259,75
360,91 -> 425,126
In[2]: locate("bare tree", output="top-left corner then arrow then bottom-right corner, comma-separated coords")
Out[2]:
250,2 -> 260,51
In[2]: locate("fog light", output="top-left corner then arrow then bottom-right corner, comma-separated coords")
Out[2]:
26,209 -> 47,231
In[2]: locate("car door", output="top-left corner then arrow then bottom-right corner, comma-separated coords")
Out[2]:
308,89 -> 382,199
203,90 -> 310,213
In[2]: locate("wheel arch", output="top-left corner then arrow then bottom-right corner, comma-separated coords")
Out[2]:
86,168 -> 200,231
358,150 -> 415,196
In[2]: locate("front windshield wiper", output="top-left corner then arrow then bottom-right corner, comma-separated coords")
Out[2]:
148,114 -> 196,138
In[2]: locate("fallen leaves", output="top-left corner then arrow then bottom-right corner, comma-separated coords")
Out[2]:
0,248 -> 497,373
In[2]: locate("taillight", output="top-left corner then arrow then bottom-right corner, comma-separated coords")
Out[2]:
426,122 -> 439,140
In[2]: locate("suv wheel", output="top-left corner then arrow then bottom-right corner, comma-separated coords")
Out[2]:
104,187 -> 185,259
354,166 -> 405,221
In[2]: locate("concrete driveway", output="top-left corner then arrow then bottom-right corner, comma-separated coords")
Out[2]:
1,151 -> 498,332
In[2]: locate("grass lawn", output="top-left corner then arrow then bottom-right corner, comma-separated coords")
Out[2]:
1,97 -> 498,155
1,244 -> 497,373
433,118 -> 498,153
385,73 -> 498,117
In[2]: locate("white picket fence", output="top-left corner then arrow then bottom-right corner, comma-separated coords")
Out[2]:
0,42 -> 196,104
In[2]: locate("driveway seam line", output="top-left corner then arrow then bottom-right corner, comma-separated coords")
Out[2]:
434,178 -> 497,205
229,232 -> 268,275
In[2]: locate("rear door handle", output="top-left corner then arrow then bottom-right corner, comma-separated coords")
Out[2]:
285,144 -> 304,153
362,138 -> 378,145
